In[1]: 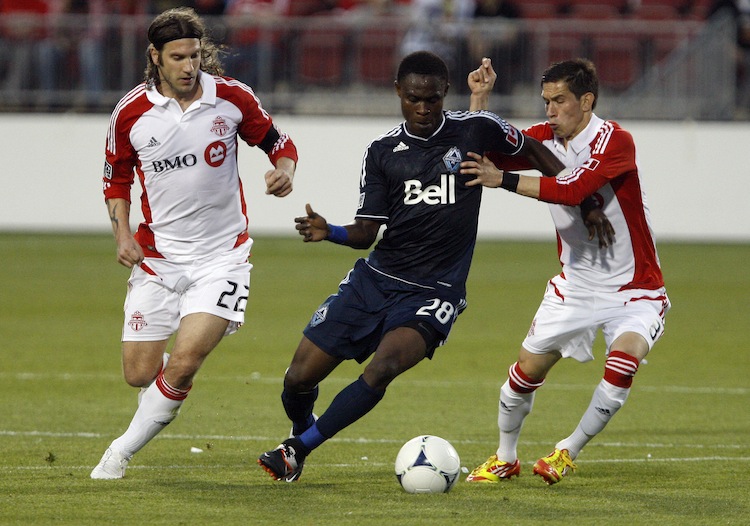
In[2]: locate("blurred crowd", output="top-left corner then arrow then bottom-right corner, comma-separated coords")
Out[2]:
0,0 -> 745,114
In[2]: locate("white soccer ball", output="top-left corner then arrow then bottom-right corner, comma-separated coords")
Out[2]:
394,435 -> 461,494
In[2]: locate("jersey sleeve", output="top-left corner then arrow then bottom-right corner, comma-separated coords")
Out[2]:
103,109 -> 139,202
476,111 -> 525,157
486,122 -> 551,171
226,79 -> 299,166
538,123 -> 637,205
354,143 -> 389,222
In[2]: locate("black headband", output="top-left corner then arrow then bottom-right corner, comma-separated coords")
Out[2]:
148,20 -> 203,48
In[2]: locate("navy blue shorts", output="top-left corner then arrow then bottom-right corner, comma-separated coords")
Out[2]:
303,258 -> 467,363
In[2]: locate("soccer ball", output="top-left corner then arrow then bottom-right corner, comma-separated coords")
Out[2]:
394,435 -> 461,494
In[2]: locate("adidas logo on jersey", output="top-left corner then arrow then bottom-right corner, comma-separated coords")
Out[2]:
393,141 -> 409,152
146,137 -> 161,148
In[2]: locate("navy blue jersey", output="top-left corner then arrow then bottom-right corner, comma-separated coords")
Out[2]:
356,110 -> 524,294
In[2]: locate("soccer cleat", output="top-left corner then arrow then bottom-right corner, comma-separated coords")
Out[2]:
465,455 -> 521,483
533,448 -> 577,485
90,447 -> 131,480
258,438 -> 307,482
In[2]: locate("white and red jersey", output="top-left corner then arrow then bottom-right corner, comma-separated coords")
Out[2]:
489,114 -> 664,293
103,72 -> 297,261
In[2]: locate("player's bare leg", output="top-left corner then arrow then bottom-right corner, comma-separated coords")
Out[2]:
91,313 -> 228,479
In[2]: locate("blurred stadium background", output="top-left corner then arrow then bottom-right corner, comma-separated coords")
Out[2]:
0,0 -> 747,121
1,0 -> 748,242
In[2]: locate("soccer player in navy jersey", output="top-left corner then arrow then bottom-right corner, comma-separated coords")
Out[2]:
257,50 -> 567,482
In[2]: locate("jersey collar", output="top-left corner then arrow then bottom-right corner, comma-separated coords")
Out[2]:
555,113 -> 605,155
402,112 -> 446,141
145,71 -> 218,109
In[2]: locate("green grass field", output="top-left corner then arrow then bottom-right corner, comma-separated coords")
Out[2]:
0,233 -> 747,525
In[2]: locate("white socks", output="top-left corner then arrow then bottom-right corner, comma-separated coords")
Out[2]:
110,373 -> 188,458
556,379 -> 630,459
496,380 -> 536,463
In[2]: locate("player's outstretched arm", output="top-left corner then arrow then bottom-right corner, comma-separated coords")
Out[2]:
295,204 -> 380,249
295,203 -> 329,242
462,153 -> 615,247
519,136 -> 566,177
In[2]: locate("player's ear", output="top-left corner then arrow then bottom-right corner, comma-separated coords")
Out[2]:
148,45 -> 159,66
581,92 -> 594,112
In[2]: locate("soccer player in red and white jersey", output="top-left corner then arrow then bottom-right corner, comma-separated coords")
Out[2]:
462,58 -> 671,485
91,7 -> 298,479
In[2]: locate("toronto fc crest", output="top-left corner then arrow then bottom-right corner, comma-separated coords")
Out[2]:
128,311 -> 148,332
210,116 -> 230,137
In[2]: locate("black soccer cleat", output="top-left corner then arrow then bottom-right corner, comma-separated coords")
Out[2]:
258,438 -> 308,482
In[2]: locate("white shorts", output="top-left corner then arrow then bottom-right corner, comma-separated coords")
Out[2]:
122,240 -> 253,342
522,274 -> 671,363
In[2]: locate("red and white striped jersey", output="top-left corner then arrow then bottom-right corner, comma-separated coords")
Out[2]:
489,114 -> 664,292
102,73 -> 297,261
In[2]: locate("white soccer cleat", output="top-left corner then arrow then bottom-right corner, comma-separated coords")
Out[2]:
90,447 -> 130,479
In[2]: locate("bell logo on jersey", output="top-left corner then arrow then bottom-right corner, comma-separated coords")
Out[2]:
404,174 -> 456,205
204,141 -> 227,168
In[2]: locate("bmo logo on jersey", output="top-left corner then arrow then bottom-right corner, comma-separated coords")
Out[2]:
404,174 -> 456,205
152,154 -> 197,173
205,140 -> 227,168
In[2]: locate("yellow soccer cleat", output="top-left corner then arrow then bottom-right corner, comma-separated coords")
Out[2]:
533,448 -> 577,485
466,455 -> 521,483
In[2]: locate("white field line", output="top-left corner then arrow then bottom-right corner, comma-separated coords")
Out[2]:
0,429 -> 746,451
1,431 -> 748,473
1,372 -> 748,396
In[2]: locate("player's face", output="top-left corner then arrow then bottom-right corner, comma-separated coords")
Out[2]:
541,81 -> 592,143
152,38 -> 202,100
396,74 -> 448,139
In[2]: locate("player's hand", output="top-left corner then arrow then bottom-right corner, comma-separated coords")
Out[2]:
116,236 -> 144,268
467,57 -> 496,97
461,151 -> 503,188
468,57 -> 496,112
294,203 -> 329,242
583,207 -> 616,248
265,167 -> 293,197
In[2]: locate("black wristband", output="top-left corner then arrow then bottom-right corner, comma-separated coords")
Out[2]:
500,172 -> 520,192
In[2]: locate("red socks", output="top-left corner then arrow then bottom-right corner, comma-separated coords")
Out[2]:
603,350 -> 640,388
507,362 -> 545,393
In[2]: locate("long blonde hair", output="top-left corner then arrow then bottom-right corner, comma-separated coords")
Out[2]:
143,7 -> 224,88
